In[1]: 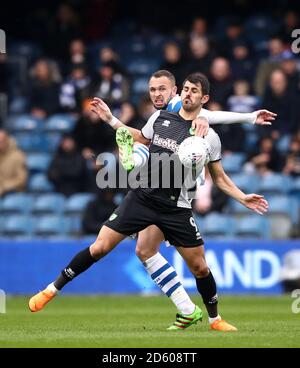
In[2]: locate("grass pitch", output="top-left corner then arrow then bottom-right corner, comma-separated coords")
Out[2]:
0,295 -> 299,348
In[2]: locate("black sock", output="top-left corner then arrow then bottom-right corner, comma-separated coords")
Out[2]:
195,270 -> 218,318
54,247 -> 97,290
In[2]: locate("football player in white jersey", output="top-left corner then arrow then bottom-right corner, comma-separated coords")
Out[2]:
134,70 -> 276,179
29,74 -> 269,333
90,70 -> 276,331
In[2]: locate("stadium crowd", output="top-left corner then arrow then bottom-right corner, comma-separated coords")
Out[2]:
0,1 -> 300,239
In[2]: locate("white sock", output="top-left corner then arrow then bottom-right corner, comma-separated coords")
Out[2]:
143,253 -> 195,315
46,282 -> 58,294
209,315 -> 221,324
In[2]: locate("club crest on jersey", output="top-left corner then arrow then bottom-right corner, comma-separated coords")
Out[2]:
189,127 -> 195,135
153,134 -> 179,153
162,120 -> 171,127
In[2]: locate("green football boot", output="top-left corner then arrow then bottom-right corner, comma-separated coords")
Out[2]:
116,127 -> 135,171
167,305 -> 203,330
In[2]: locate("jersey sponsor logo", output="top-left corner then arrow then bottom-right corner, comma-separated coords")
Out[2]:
162,120 -> 171,127
109,213 -> 118,221
153,134 -> 179,153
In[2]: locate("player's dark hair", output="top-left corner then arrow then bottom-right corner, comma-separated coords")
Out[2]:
151,70 -> 176,86
183,73 -> 210,95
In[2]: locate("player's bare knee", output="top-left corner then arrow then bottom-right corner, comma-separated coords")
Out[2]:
135,245 -> 155,262
191,264 -> 210,278
90,239 -> 111,260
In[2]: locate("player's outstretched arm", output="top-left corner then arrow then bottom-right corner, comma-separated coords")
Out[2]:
91,97 -> 150,145
208,160 -> 269,215
201,108 -> 277,126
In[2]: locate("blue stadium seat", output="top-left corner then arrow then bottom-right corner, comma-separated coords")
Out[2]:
130,94 -> 142,106
234,216 -> 270,238
10,115 -> 42,132
33,215 -> 67,236
113,192 -> 125,206
26,153 -> 51,173
229,198 -> 253,215
2,215 -> 33,236
9,96 -> 28,114
244,15 -> 280,50
14,132 -> 48,153
44,132 -> 63,152
243,129 -> 259,152
131,77 -> 149,94
127,36 -> 147,55
222,153 -> 246,174
8,41 -> 42,62
265,195 -> 297,238
230,173 -> 258,192
1,194 -> 33,214
290,177 -> 300,202
28,173 -> 54,193
115,34 -> 164,61
198,213 -> 234,238
149,34 -> 168,54
64,194 -> 94,235
32,194 -> 66,214
257,174 -> 292,195
290,177 -> 300,191
267,195 -> 298,225
14,132 -> 36,152
276,135 -> 291,153
44,114 -> 76,133
64,193 -> 94,214
126,58 -> 160,76
65,215 -> 83,235
43,115 -> 74,152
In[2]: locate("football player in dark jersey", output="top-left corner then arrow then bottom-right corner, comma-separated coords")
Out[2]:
29,73 -> 269,332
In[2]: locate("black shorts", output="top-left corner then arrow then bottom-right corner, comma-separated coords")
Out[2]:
104,190 -> 204,247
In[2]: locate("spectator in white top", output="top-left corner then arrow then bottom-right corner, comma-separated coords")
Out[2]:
227,80 -> 259,113
92,61 -> 130,109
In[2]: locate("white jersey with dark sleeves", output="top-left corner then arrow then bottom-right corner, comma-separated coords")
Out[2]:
138,110 -> 222,209
167,94 -> 256,124
137,94 -> 255,195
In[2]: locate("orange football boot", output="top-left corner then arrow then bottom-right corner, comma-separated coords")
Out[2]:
210,319 -> 238,332
29,289 -> 56,312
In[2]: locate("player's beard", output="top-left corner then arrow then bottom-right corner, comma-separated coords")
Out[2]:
182,98 -> 199,112
155,102 -> 168,110
153,94 -> 173,110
